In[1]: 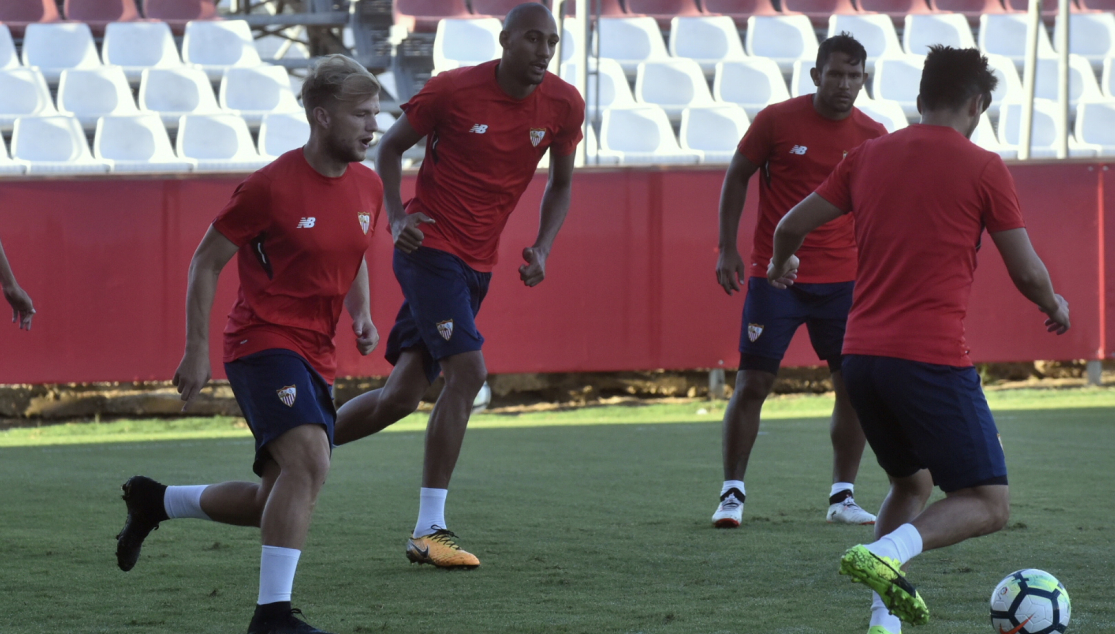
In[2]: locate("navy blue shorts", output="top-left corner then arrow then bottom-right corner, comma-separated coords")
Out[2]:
225,349 -> 336,477
738,277 -> 854,374
841,354 -> 1008,493
386,247 -> 492,385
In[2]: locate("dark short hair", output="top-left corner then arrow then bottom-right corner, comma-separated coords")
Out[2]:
918,45 -> 998,112
816,32 -> 867,73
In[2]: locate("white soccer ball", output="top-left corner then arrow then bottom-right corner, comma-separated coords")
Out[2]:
471,381 -> 491,414
990,569 -> 1071,634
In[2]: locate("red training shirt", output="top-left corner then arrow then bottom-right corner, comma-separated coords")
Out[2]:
738,95 -> 887,283
814,124 -> 1026,367
401,60 -> 585,272
213,149 -> 384,384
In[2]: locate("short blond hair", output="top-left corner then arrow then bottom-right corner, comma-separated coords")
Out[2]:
301,54 -> 380,118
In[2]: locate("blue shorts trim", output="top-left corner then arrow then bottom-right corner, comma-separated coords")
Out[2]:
385,247 -> 492,385
841,354 -> 1008,493
738,277 -> 854,373
225,349 -> 335,477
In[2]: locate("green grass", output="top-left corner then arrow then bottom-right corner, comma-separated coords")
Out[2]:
1,391 -> 1113,633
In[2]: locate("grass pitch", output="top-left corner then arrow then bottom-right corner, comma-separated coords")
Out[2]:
1,389 -> 1112,633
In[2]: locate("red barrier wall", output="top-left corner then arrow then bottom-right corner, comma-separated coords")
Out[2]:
0,163 -> 1108,385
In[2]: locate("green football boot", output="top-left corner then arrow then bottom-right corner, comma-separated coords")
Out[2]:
840,545 -> 929,626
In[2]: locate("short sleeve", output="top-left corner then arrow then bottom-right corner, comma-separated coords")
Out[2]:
813,144 -> 859,212
549,89 -> 586,157
400,72 -> 452,137
737,106 -> 775,166
212,172 -> 273,247
979,156 -> 1026,233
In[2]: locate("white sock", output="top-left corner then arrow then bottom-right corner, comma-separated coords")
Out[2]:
721,480 -> 745,497
870,591 -> 902,632
163,485 -> 212,520
865,523 -> 924,566
414,487 -> 447,537
258,545 -> 301,605
830,482 -> 855,498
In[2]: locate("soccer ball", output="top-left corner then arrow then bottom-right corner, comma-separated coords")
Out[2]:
471,381 -> 491,414
989,569 -> 1071,634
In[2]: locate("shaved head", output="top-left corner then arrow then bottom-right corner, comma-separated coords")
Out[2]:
503,2 -> 555,33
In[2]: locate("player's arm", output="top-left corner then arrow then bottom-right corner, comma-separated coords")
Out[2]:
377,113 -> 434,253
0,236 -> 34,330
345,258 -> 379,355
519,150 -> 575,287
990,228 -> 1070,334
173,226 -> 239,409
769,193 -> 846,289
716,151 -> 760,295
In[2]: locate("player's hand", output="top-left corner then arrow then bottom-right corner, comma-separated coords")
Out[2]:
3,285 -> 35,331
519,247 -> 547,287
716,248 -> 747,295
391,213 -> 435,253
766,255 -> 799,290
1042,294 -> 1070,335
353,316 -> 380,356
172,350 -> 212,412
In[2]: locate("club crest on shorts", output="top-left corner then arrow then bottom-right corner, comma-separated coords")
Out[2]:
529,128 -> 546,147
277,385 -> 297,407
747,323 -> 764,342
358,211 -> 371,235
436,319 -> 454,341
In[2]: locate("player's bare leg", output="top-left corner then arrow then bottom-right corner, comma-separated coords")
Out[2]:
713,369 -> 775,527
333,351 -> 430,445
910,483 -> 1010,550
257,424 -> 331,549
827,370 -> 875,524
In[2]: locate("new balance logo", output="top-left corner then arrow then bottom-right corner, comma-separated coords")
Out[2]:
469,124 -> 489,134
790,145 -> 808,155
296,217 -> 316,228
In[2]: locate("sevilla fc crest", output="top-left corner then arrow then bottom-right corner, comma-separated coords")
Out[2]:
277,385 -> 297,407
530,128 -> 546,147
436,319 -> 454,341
747,323 -> 764,342
358,211 -> 371,235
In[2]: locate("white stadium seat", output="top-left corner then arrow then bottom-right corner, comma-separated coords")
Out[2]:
903,13 -> 976,57
979,14 -> 1056,71
746,15 -> 818,74
669,16 -> 747,75
855,98 -> 908,132
11,115 -> 110,174
634,58 -> 715,120
57,67 -> 140,130
713,58 -> 790,118
1033,55 -> 1103,109
583,126 -> 621,166
139,68 -> 222,127
790,60 -> 816,97
21,23 -> 102,83
432,18 -> 502,73
971,114 -> 1017,160
1106,57 -> 1115,99
1054,13 -> 1115,72
102,22 -> 183,83
828,14 -> 902,74
0,135 -> 26,175
561,59 -> 636,118
182,20 -> 263,81
94,114 -> 194,173
872,55 -> 924,117
176,113 -> 271,172
986,53 -> 1022,118
0,68 -> 58,132
0,25 -> 19,71
1074,100 -> 1115,156
258,112 -> 311,159
997,99 -> 1097,158
220,65 -> 302,126
557,17 -> 583,66
596,17 -> 670,75
598,106 -> 701,164
679,104 -> 749,163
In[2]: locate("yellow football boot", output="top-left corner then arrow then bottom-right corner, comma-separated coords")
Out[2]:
840,545 -> 929,626
405,529 -> 480,569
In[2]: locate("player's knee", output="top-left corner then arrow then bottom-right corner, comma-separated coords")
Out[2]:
443,361 -> 487,396
380,386 -> 424,421
986,492 -> 1010,533
736,373 -> 774,403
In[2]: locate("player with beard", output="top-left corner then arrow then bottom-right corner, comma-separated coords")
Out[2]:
114,55 -> 384,634
331,2 -> 584,569
712,34 -> 888,529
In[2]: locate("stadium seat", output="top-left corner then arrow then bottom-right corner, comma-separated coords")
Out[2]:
700,0 -> 778,28
634,58 -> 716,120
997,99 -> 1097,158
971,114 -> 1017,159
669,16 -> 747,76
471,0 -> 550,18
746,15 -> 818,74
872,55 -> 924,117
1074,100 -> 1115,156
986,53 -> 1022,118
790,59 -> 817,97
0,26 -> 19,71
1033,55 -> 1103,108
556,17 -> 583,66
903,13 -> 976,56
782,0 -> 859,25
583,126 -> 621,165
432,18 -> 503,73
220,65 -> 302,126
142,0 -> 218,33
21,23 -> 102,83
394,0 -> 471,33
0,135 -> 26,175
625,0 -> 701,29
930,0 -> 1004,25
828,14 -> 903,74
94,113 -> 194,172
102,21 -> 183,83
64,0 -> 140,34
855,97 -> 909,132
0,0 -> 61,37
713,58 -> 791,117
57,67 -> 141,130
139,67 -> 222,127
1078,0 -> 1115,9
857,0 -> 935,26
1105,57 -> 1115,99
177,113 -> 271,171
0,68 -> 57,132
679,104 -> 749,163
182,20 -> 263,82
560,59 -> 637,118
10,115 -> 110,174
258,112 -> 310,160
596,17 -> 670,75
979,14 -> 1056,70
1054,13 -> 1115,72
1002,0 -> 1061,22
598,106 -> 701,164
560,0 -> 625,17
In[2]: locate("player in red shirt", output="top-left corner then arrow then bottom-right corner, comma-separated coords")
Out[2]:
0,235 -> 34,330
332,2 -> 584,568
712,34 -> 887,529
769,47 -> 1070,631
114,56 -> 384,634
